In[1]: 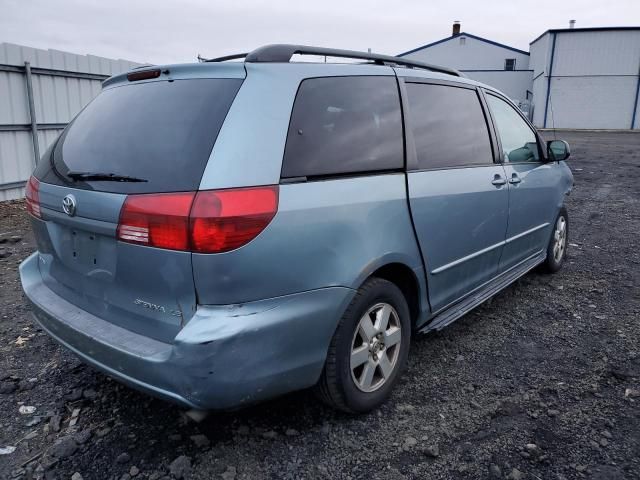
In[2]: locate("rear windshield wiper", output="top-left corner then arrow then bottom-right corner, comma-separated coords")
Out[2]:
67,171 -> 148,183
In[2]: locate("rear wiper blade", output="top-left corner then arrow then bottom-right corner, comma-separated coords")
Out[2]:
67,171 -> 148,183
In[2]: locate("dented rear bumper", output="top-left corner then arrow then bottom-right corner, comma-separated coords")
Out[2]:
20,252 -> 353,409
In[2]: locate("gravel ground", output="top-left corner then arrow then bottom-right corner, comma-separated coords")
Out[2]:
1,131 -> 639,480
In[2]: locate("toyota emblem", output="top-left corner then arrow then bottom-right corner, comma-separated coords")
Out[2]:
62,194 -> 77,217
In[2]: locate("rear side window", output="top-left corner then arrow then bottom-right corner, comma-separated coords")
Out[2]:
406,83 -> 493,170
281,76 -> 403,178
36,78 -> 243,194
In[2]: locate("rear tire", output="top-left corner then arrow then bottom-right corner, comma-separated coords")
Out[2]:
315,277 -> 411,413
540,207 -> 569,273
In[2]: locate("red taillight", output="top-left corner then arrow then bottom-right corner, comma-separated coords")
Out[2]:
117,192 -> 194,250
25,176 -> 41,218
116,186 -> 278,253
190,186 -> 279,253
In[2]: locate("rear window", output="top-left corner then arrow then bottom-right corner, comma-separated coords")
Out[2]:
281,76 -> 403,179
35,78 -> 242,194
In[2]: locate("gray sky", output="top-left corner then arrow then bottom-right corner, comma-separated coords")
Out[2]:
2,0 -> 639,65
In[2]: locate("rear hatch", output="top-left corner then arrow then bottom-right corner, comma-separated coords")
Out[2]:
29,68 -> 244,342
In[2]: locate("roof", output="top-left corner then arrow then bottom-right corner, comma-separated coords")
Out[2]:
530,26 -> 640,45
398,32 -> 530,57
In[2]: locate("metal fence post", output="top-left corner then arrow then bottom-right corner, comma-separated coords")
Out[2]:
0,62 -> 111,194
24,61 -> 40,166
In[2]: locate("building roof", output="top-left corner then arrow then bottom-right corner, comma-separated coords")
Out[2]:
530,26 -> 640,45
398,32 -> 530,57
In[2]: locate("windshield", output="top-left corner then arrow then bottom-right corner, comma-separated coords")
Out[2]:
35,78 -> 243,194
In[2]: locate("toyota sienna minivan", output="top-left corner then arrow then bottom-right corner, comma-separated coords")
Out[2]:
20,45 -> 573,413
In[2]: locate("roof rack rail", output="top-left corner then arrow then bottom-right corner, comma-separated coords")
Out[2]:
204,44 -> 462,77
204,52 -> 249,63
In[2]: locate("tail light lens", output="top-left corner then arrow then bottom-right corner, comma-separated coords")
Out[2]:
117,186 -> 278,253
190,187 -> 279,253
117,192 -> 194,250
25,176 -> 41,218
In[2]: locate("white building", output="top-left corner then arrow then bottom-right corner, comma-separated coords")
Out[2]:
530,27 -> 640,129
398,23 -> 640,130
398,22 -> 534,111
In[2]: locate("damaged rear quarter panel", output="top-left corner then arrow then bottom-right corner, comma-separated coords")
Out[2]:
171,287 -> 355,408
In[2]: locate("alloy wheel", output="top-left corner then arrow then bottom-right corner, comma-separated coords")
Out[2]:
553,216 -> 567,263
350,303 -> 402,393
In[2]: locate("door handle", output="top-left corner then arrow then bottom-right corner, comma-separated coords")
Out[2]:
509,174 -> 522,184
491,175 -> 506,186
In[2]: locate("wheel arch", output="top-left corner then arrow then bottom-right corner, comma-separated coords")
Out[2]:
354,260 -> 428,328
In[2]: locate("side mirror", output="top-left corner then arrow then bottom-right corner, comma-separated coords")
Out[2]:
547,140 -> 570,161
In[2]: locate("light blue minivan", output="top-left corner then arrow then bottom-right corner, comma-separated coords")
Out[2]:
19,45 -> 573,413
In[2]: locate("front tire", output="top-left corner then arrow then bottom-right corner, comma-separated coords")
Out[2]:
541,207 -> 569,273
315,277 -> 411,413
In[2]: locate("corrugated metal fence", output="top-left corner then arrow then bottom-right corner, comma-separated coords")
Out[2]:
0,43 -> 141,200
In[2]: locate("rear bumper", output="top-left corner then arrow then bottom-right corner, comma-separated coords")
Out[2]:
19,252 -> 354,410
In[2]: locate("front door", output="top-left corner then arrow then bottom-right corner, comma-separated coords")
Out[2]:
484,92 -> 561,272
402,80 -> 509,312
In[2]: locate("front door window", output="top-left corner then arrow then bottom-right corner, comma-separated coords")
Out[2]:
486,94 -> 539,163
